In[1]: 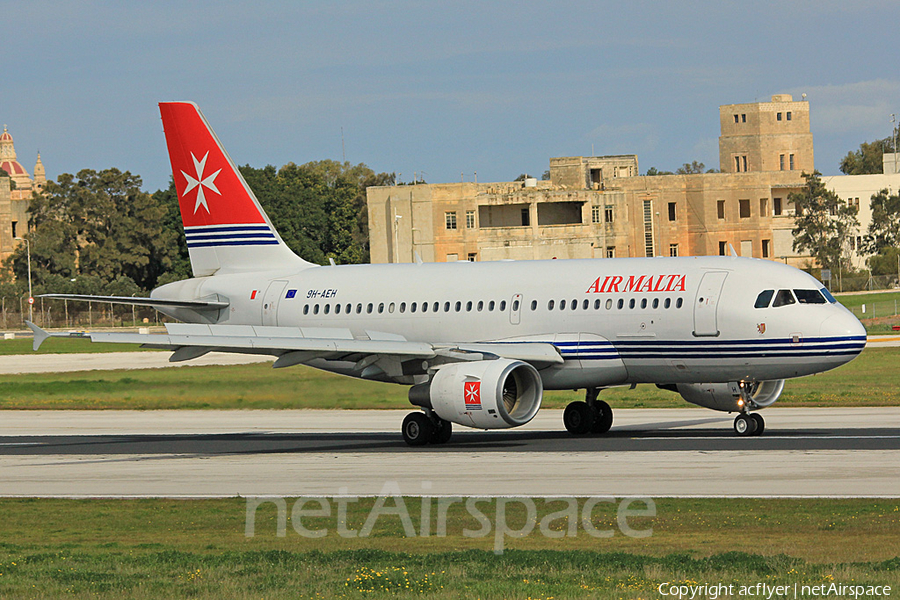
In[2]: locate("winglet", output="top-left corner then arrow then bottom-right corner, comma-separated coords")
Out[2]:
25,321 -> 51,351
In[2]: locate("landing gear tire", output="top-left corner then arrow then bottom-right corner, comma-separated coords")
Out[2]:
734,413 -> 758,437
750,413 -> 765,436
431,419 -> 453,444
590,400 -> 613,434
402,412 -> 434,446
564,401 -> 593,435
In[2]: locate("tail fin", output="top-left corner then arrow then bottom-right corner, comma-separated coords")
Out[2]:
159,102 -> 312,277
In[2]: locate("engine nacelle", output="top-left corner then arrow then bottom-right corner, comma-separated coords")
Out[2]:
675,379 -> 785,412
409,359 -> 543,429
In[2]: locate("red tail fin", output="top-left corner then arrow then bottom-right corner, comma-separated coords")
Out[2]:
159,102 -> 310,276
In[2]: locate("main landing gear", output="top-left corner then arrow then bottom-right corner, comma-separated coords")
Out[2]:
402,411 -> 453,446
563,388 -> 613,435
733,412 -> 765,436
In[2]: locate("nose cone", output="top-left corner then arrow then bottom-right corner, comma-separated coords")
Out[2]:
820,309 -> 867,360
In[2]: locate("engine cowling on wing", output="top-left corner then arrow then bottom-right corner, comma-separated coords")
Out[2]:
409,358 -> 543,429
674,379 -> 785,412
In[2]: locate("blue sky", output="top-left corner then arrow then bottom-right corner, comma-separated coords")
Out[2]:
3,0 -> 899,192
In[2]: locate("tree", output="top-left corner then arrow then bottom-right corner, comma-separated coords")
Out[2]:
867,246 -> 900,277
839,137 -> 895,175
675,161 -> 706,174
790,171 -> 859,271
862,188 -> 900,254
541,170 -> 550,181
5,168 -> 179,292
645,167 -> 673,176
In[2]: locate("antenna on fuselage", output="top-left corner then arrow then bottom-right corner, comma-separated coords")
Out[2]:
728,244 -> 738,258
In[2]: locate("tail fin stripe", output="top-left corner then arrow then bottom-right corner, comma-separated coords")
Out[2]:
188,240 -> 281,248
185,224 -> 272,234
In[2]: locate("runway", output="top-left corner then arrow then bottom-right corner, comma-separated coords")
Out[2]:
0,408 -> 897,498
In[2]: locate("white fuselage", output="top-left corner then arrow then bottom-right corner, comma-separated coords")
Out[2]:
155,255 -> 866,391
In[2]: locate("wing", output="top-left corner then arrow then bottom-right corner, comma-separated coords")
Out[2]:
37,294 -> 229,311
26,322 -> 563,384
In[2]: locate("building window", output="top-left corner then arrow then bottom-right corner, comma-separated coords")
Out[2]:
445,211 -> 457,230
669,244 -> 678,257
604,205 -> 614,223
719,241 -> 727,256
739,199 -> 750,219
717,200 -> 725,220
773,197 -> 783,216
786,112 -> 792,121
789,154 -> 795,170
733,114 -> 739,123
760,198 -> 769,217
465,210 -> 475,229
741,114 -> 746,123
668,202 -> 676,222
779,154 -> 785,171
762,239 -> 770,258
11,221 -> 17,239
777,112 -> 782,121
735,156 -> 741,172
606,246 -> 615,258
446,253 -> 458,262
467,253 -> 477,262
521,207 -> 530,226
742,156 -> 748,172
591,205 -> 601,223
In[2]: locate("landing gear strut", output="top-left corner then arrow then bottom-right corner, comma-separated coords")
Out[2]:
564,388 -> 613,435
733,412 -> 765,436
402,411 -> 452,446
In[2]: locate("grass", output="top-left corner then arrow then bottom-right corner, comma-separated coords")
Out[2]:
0,498 -> 896,598
0,337 -> 160,355
0,346 -> 897,410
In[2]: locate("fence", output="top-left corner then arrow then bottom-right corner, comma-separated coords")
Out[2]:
0,297 -> 165,330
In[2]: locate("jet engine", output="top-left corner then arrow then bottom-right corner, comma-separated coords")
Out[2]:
673,379 -> 785,412
409,358 -> 543,429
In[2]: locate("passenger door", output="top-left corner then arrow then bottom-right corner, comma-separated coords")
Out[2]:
693,271 -> 727,337
261,280 -> 289,326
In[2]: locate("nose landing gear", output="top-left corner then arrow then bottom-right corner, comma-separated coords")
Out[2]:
734,412 -> 765,436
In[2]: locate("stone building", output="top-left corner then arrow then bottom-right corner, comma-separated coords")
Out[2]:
367,94 -> 898,270
0,126 -> 44,264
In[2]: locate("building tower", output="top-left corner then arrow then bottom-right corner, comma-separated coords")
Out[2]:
719,94 -> 814,174
0,125 -> 34,191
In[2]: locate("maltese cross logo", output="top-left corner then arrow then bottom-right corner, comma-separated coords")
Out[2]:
464,381 -> 481,409
182,151 -> 222,214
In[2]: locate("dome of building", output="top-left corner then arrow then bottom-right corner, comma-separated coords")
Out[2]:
0,125 -> 32,184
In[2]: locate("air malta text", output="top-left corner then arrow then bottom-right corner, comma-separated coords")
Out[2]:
586,274 -> 686,294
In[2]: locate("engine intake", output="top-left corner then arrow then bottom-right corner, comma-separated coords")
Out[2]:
409,359 -> 543,429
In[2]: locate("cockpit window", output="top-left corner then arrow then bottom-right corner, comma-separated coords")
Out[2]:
772,289 -> 796,307
794,289 -> 827,304
754,290 -> 774,308
820,287 -> 837,304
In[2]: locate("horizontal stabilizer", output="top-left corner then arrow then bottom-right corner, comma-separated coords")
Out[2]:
38,294 -> 229,311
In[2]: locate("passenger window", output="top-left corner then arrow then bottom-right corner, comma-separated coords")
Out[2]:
772,290 -> 796,307
820,288 -> 837,303
399,302 -> 406,313
755,290 -> 774,308
548,300 -> 555,310
314,304 -> 320,315
652,298 -> 659,309
410,302 -> 416,313
366,303 -> 373,314
676,298 -> 683,309
794,289 -> 827,304
499,300 -> 507,311
455,301 -> 461,312
433,302 -> 439,312
512,299 -> 520,311
378,303 -> 385,313
594,299 -> 601,310
335,304 -> 341,314
606,299 -> 613,310
465,301 -> 472,312
664,298 -> 671,309
443,302 -> 450,312
529,300 -> 536,311
629,299 -> 635,309
420,302 -> 426,313
324,304 -> 331,315
303,305 -> 309,315
357,303 -> 363,314
641,298 -> 647,309
346,304 -> 351,314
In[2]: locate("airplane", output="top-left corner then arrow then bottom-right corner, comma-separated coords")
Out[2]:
29,101 -> 867,446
